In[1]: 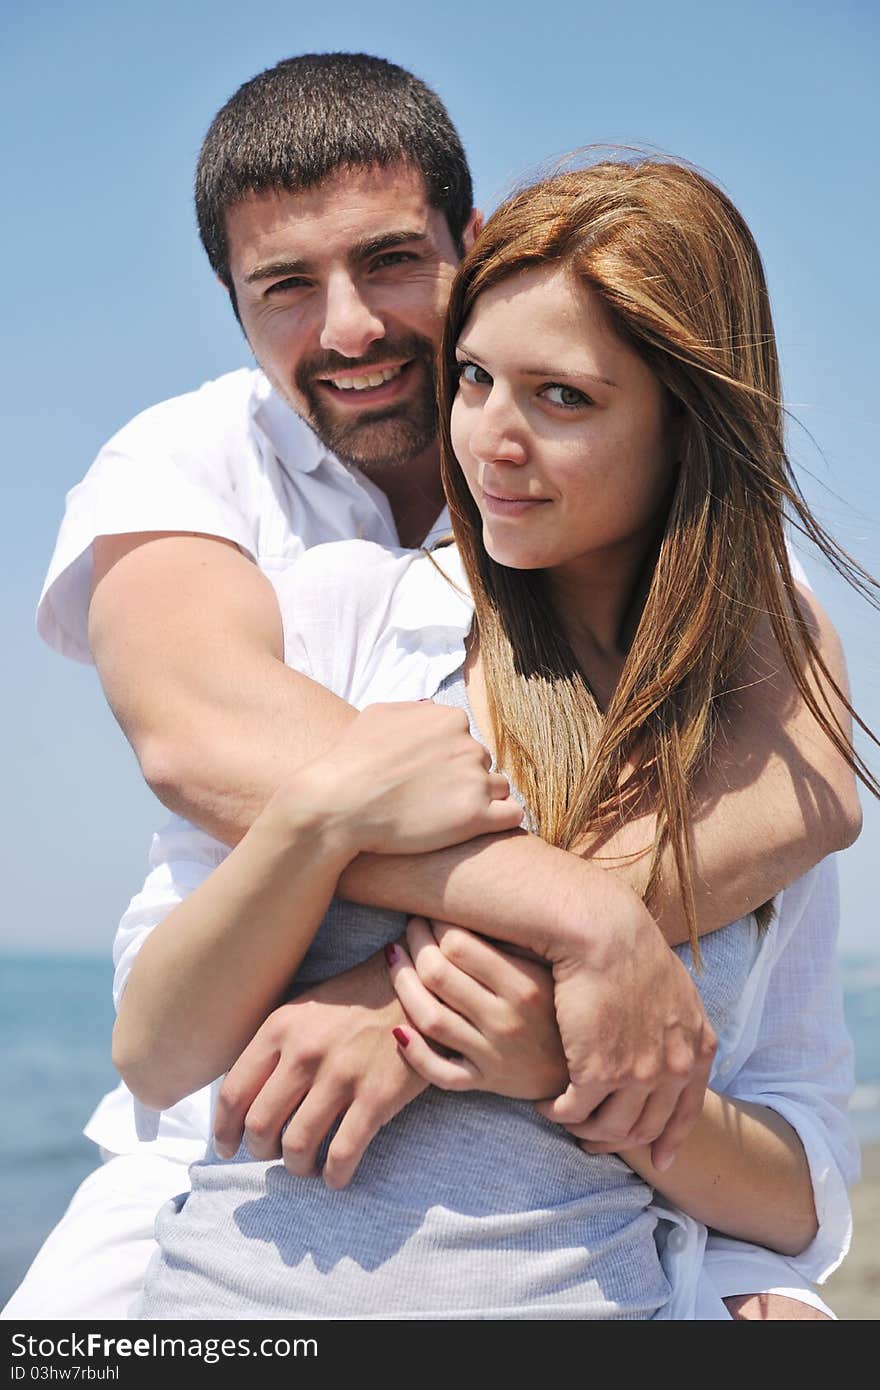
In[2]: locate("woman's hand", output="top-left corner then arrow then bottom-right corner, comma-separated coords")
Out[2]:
267,701 -> 522,859
388,917 -> 569,1099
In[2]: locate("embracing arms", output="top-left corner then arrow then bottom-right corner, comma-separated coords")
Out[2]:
96,532 -> 860,1161
91,534 -> 860,935
386,894 -> 852,1261
112,701 -> 521,1107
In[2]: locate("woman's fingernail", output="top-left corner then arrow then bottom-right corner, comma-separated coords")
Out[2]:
392,1027 -> 409,1048
654,1153 -> 675,1173
384,944 -> 398,965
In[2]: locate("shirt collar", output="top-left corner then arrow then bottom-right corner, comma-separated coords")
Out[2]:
251,375 -> 454,552
250,374 -> 328,476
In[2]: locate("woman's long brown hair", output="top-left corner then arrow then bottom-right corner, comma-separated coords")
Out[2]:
436,159 -> 879,955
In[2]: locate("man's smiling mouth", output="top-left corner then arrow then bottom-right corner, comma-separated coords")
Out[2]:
321,363 -> 407,392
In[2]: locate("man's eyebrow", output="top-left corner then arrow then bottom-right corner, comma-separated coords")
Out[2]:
244,259 -> 309,286
352,230 -> 429,260
456,343 -> 618,389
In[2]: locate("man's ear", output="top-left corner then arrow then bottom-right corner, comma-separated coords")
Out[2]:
462,208 -> 484,254
218,275 -> 245,333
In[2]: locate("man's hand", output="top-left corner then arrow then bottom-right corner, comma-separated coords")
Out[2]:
538,892 -> 717,1171
213,950 -> 427,1189
278,700 -> 522,859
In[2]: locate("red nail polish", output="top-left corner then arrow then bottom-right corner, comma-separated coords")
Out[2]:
392,1026 -> 409,1048
384,944 -> 398,965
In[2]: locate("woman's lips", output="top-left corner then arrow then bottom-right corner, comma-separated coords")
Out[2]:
480,489 -> 550,517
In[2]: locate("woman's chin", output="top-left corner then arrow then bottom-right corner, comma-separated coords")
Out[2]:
483,536 -> 551,571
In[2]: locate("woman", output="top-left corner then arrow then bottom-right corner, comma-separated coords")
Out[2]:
115,158 -> 870,1318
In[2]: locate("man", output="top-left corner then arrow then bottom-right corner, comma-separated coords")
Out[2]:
7,53 -> 857,1319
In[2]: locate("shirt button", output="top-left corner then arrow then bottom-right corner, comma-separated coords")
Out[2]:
667,1228 -> 688,1254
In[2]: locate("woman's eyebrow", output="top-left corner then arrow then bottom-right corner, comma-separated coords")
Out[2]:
456,343 -> 618,389
521,366 -> 619,389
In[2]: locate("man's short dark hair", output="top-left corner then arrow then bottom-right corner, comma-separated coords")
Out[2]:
196,52 -> 473,289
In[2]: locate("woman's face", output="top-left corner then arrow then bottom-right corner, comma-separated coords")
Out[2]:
450,265 -> 677,587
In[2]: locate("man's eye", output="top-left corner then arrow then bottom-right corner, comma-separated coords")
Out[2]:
266,276 -> 309,295
458,362 -> 493,387
371,251 -> 415,270
542,383 -> 589,408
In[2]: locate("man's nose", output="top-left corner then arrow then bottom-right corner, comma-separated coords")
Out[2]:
320,274 -> 385,358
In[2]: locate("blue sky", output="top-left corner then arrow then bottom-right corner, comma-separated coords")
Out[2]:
3,0 -> 878,952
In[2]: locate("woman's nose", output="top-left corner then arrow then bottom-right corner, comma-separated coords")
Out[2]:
320,275 -> 385,359
468,389 -> 528,467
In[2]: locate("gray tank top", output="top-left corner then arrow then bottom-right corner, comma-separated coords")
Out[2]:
141,668 -> 758,1321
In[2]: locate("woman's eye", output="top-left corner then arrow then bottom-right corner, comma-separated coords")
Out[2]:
458,362 -> 493,387
542,383 -> 589,408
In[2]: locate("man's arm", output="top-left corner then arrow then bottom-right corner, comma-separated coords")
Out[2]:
91,533 -> 861,940
577,590 -> 863,934
91,531 -> 857,1162
89,533 -> 357,840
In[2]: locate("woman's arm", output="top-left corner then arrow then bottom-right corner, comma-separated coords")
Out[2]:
618,1097 -> 816,1256
389,941 -> 815,1251
387,878 -> 852,1259
112,798 -> 351,1110
112,701 -> 521,1110
557,862 -> 854,1268
705,858 -> 858,1282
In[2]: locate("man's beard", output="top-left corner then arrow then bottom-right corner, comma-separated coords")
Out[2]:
292,333 -> 438,471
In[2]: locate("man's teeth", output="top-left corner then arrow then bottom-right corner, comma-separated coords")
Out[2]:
330,365 -> 403,391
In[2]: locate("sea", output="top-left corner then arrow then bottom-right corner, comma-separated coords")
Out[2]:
1,950 -> 879,1307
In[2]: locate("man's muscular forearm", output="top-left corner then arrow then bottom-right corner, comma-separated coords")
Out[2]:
91,535 -> 859,945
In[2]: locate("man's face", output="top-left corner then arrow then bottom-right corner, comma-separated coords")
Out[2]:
226,163 -> 475,472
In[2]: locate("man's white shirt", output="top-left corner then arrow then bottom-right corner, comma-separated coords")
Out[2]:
38,366 -> 450,663
36,366 -> 450,1163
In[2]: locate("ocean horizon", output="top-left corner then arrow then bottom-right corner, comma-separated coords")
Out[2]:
2,947 -> 879,1307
